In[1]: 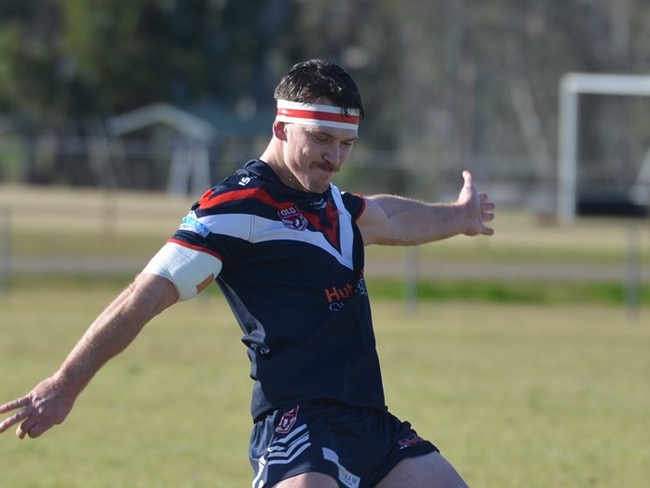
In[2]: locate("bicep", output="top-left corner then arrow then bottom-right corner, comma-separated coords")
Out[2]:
357,196 -> 393,245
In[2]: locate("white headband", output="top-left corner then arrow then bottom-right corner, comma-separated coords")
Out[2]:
276,99 -> 360,131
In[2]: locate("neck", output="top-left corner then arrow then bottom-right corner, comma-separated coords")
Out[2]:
259,141 -> 305,192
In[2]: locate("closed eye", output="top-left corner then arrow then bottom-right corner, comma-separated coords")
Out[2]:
308,129 -> 357,145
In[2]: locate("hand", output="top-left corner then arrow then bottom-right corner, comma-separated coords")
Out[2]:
0,377 -> 75,439
457,170 -> 495,236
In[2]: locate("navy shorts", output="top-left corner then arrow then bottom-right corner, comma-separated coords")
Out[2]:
249,400 -> 438,488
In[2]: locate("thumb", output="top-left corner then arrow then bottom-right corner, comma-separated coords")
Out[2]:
462,170 -> 473,187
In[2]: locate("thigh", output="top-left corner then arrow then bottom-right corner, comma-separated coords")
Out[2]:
375,452 -> 469,488
249,404 -> 343,487
273,472 -> 338,488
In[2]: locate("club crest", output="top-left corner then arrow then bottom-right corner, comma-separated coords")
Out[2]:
278,206 -> 308,231
276,406 -> 299,434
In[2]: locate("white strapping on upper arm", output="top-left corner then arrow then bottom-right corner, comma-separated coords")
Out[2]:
141,242 -> 222,301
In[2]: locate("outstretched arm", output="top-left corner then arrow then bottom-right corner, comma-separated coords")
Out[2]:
358,170 -> 495,245
0,273 -> 178,439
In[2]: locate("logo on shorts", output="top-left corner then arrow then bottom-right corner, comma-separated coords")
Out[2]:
275,405 -> 299,434
397,432 -> 425,450
278,206 -> 308,231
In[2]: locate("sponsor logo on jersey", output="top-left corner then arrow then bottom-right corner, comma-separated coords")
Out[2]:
278,206 -> 308,231
324,282 -> 357,304
325,277 -> 367,303
179,212 -> 211,237
325,276 -> 367,310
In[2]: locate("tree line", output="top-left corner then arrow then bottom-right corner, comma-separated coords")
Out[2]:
1,0 -> 649,198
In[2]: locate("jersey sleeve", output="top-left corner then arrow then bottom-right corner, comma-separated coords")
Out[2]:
165,178 -> 248,256
341,191 -> 366,221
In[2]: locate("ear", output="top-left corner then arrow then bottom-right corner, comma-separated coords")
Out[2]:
272,121 -> 288,141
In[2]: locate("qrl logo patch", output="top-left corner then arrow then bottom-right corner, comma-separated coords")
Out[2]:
397,432 -> 425,450
276,406 -> 299,434
278,206 -> 308,231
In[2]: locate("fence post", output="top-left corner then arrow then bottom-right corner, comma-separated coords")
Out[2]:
404,246 -> 419,312
625,224 -> 640,322
0,206 -> 10,296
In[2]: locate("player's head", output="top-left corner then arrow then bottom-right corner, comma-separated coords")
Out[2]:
266,59 -> 362,194
274,59 -> 365,122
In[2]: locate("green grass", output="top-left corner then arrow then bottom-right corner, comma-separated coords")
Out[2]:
7,275 -> 650,307
2,183 -> 649,266
0,184 -> 649,486
367,278 -> 650,305
0,283 -> 648,487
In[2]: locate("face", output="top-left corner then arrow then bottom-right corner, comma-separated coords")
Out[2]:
276,122 -> 358,193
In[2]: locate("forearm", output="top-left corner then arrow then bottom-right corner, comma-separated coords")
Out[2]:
362,195 -> 470,246
360,171 -> 494,246
0,273 -> 179,439
55,275 -> 177,397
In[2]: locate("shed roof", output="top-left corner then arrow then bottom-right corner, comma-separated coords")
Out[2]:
106,103 -> 216,142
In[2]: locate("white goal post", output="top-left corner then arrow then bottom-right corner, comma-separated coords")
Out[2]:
557,72 -> 650,223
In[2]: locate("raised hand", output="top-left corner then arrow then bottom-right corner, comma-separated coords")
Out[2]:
457,170 -> 495,236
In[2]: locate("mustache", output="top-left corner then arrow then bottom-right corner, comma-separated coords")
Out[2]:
315,161 -> 339,172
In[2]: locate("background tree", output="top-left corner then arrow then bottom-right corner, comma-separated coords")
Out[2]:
1,0 -> 650,202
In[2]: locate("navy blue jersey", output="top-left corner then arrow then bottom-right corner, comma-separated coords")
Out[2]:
170,160 -> 386,419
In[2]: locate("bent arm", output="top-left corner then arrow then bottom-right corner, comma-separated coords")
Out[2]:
0,273 -> 179,439
358,170 -> 495,246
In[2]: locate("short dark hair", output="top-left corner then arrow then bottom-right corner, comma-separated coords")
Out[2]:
274,59 -> 364,121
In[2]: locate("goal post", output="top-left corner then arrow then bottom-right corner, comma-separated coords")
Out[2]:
557,72 -> 650,224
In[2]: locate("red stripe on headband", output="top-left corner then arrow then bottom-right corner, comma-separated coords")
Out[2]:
275,100 -> 360,130
277,107 -> 360,125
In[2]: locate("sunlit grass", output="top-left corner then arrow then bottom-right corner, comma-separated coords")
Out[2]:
2,183 -> 649,266
0,184 -> 649,487
0,284 -> 648,487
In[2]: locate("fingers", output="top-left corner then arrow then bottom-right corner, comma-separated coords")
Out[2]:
0,396 -> 51,439
1,379 -> 70,440
16,411 -> 38,439
0,402 -> 50,439
17,422 -> 39,439
479,192 -> 496,235
480,223 -> 495,236
461,173 -> 495,235
0,408 -> 29,434
479,193 -> 496,219
0,396 -> 28,414
0,397 -> 29,434
20,423 -> 50,439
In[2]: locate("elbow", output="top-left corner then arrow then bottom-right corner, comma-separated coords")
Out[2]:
130,274 -> 179,318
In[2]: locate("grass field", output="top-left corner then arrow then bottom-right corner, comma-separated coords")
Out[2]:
0,185 -> 649,487
0,284 -> 648,487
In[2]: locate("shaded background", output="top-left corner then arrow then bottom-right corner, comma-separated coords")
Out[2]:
1,0 -> 650,217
